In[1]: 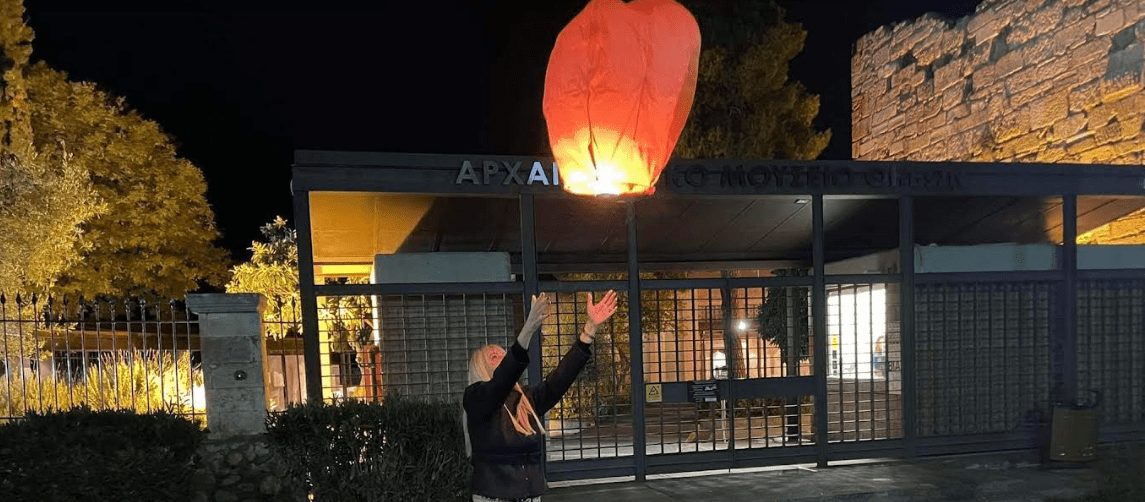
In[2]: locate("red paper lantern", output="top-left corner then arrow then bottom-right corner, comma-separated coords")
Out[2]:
543,0 -> 701,196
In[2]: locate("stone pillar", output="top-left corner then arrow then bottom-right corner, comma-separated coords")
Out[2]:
187,293 -> 269,437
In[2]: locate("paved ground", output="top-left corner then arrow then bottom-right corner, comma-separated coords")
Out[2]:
546,450 -> 1107,501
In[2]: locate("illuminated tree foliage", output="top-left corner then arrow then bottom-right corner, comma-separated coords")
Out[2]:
1,0 -> 226,298
226,217 -> 302,336
226,217 -> 371,352
0,0 -> 101,295
30,64 -> 229,298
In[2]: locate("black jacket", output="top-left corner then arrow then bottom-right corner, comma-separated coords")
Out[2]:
464,340 -> 591,500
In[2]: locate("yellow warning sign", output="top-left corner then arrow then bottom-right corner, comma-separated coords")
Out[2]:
645,383 -> 663,403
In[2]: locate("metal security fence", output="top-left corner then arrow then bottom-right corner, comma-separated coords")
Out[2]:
908,273 -> 1145,450
0,293 -> 203,422
729,284 -> 817,451
287,271 -> 1145,476
827,282 -> 903,443
914,280 -> 1056,438
293,151 -> 1145,481
541,286 -> 632,462
264,295 -> 307,411
1078,278 -> 1145,427
298,289 -> 525,405
369,292 -> 523,403
542,278 -> 824,476
296,272 -> 1145,478
641,285 -> 722,456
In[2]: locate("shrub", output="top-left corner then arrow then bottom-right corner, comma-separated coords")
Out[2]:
0,351 -> 204,420
266,393 -> 472,501
0,406 -> 204,501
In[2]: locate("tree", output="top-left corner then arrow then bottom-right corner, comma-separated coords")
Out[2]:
28,64 -> 229,299
755,269 -> 811,368
226,217 -> 371,352
543,272 -> 682,421
754,268 -> 812,441
226,217 -> 302,336
1,0 -> 225,299
0,0 -> 102,295
674,0 -> 830,160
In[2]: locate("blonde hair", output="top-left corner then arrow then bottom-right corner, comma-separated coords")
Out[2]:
462,344 -> 546,457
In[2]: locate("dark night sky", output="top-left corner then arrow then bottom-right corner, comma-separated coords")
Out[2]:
24,0 -> 981,261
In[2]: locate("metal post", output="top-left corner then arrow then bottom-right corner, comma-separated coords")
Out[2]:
785,286 -> 801,444
293,189 -> 323,403
626,201 -> 647,481
812,195 -> 828,467
520,195 -> 542,387
720,273 -> 736,455
899,195 -> 917,458
519,194 -> 545,474
1061,194 -> 1078,402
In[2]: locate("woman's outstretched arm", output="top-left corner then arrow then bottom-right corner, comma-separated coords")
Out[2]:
530,290 -> 617,414
463,294 -> 552,419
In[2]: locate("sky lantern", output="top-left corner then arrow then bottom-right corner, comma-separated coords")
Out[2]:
543,0 -> 701,197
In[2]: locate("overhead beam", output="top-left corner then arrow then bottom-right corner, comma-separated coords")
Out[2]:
293,150 -> 1145,197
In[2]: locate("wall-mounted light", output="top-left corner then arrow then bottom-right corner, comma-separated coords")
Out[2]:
736,320 -> 748,331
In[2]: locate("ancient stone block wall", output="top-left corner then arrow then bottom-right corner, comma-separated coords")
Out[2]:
852,0 -> 1145,165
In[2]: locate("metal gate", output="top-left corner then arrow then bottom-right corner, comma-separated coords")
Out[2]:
292,152 -> 1145,483
540,275 -> 906,480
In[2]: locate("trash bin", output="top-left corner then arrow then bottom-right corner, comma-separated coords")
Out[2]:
1048,390 -> 1101,463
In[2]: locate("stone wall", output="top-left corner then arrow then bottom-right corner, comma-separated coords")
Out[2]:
852,0 -> 1145,165
186,294 -> 308,501
852,0 -> 1145,436
192,434 -> 307,502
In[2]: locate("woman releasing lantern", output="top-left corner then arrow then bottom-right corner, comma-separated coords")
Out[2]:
463,291 -> 618,502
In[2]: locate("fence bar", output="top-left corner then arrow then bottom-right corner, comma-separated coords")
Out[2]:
812,194 -> 828,467
1061,194 -> 1078,402
1078,269 -> 1145,280
520,195 -> 542,394
293,189 -> 323,403
537,280 -> 629,293
626,200 -> 647,481
900,195 -> 917,458
915,270 -> 1064,283
314,282 -> 522,296
825,274 -> 902,285
719,272 -> 737,460
645,276 -> 814,290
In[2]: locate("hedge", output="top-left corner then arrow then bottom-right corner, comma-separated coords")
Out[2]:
0,406 -> 203,501
266,394 -> 472,501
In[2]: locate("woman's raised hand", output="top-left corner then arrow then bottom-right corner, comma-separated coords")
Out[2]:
517,293 -> 552,349
581,290 -> 618,344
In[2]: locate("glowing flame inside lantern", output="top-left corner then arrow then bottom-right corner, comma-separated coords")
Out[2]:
556,129 -> 650,196
543,0 -> 701,197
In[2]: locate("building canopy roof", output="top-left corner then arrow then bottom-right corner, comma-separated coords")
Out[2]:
297,150 -> 1145,273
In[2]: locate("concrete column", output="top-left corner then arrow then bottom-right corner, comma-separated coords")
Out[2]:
187,293 -> 269,437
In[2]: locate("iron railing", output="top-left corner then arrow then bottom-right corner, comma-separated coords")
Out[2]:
263,295 -> 307,411
0,293 -> 203,423
307,272 -> 1145,477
